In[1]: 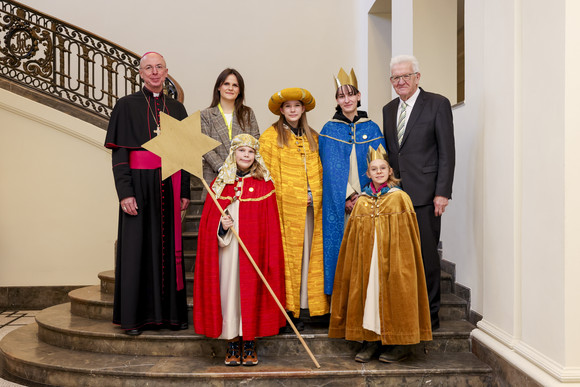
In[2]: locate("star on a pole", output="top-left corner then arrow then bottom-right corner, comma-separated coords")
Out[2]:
142,111 -> 221,180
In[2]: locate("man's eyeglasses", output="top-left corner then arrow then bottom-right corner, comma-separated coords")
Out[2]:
141,64 -> 166,73
390,72 -> 417,83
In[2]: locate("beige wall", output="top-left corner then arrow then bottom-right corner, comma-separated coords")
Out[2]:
4,0 -> 371,288
0,89 -> 118,286
413,0 -> 458,104
1,0 -> 392,288
481,0 -> 520,341
564,0 -> 580,367
391,0 -> 580,382
367,9 -> 392,124
390,0 -> 486,316
472,0 -> 580,383
5,0 -> 580,382
441,0 -> 485,316
20,0 -> 366,133
520,0 -> 565,364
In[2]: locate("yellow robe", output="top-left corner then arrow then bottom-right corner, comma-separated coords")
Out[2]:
260,126 -> 329,316
328,189 -> 432,344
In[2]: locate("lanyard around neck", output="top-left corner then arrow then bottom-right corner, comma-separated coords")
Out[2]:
217,103 -> 233,140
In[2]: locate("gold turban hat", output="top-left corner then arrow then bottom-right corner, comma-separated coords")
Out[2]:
268,87 -> 316,115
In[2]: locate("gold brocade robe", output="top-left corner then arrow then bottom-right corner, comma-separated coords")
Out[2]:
260,126 -> 329,316
328,189 -> 432,344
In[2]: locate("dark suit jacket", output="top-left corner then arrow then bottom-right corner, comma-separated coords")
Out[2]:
382,88 -> 455,206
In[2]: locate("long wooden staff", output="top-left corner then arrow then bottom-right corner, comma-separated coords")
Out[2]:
200,179 -> 320,369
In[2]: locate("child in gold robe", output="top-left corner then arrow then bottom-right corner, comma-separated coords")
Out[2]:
260,88 -> 329,329
328,145 -> 432,363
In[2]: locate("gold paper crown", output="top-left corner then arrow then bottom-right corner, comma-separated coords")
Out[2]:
334,68 -> 358,90
366,144 -> 388,165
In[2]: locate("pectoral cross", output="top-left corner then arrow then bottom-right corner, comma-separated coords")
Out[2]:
154,126 -> 161,136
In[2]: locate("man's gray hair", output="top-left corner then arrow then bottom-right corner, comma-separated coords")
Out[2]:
390,55 -> 420,73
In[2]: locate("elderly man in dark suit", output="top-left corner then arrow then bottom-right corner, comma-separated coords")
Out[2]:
382,55 -> 455,330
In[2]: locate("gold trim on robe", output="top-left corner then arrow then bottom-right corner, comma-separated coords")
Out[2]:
329,189 -> 432,344
260,126 -> 329,316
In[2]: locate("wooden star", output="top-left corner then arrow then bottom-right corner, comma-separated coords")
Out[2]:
142,111 -> 221,180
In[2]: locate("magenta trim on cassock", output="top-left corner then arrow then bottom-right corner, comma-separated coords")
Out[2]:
129,151 -> 184,291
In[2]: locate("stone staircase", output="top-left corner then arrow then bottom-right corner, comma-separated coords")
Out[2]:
0,177 -> 493,386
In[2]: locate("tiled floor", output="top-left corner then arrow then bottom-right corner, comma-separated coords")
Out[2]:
0,310 -> 35,387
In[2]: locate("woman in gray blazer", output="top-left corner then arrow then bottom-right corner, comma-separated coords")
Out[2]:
201,68 -> 260,184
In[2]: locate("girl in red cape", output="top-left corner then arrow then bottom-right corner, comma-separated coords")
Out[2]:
193,133 -> 286,366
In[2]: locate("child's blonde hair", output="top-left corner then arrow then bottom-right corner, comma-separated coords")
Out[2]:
367,158 -> 401,188
245,158 -> 269,180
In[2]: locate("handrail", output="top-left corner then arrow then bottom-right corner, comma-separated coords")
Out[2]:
0,0 -> 184,128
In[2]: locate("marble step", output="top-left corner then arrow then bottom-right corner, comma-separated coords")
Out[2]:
97,270 -> 115,295
98,271 -> 194,297
186,200 -> 204,216
183,249 -> 196,272
189,184 -> 204,201
183,214 -> 202,232
99,270 -> 458,296
1,324 -> 492,387
69,286 -> 193,322
182,230 -> 198,252
71,283 -> 467,323
36,304 -> 474,357
440,293 -> 468,321
441,270 -> 453,294
182,231 -> 198,239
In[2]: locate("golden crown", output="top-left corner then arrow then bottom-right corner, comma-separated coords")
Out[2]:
334,68 -> 358,90
366,144 -> 388,165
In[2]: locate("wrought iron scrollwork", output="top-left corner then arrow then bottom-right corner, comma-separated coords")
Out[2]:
0,0 -> 180,121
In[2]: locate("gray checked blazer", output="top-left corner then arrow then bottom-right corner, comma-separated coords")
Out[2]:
201,105 -> 260,184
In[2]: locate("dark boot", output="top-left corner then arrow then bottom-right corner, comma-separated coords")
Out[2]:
355,341 -> 380,363
379,345 -> 411,363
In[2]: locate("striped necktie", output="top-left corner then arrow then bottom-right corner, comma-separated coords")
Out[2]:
397,101 -> 407,145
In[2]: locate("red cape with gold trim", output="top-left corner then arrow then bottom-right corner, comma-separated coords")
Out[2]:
193,176 -> 286,340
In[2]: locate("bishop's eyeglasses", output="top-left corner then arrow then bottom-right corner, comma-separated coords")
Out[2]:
141,64 -> 166,73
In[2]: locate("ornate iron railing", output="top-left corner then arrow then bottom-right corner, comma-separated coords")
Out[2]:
0,0 -> 182,124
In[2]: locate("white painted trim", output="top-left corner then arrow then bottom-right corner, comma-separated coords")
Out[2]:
515,341 -> 580,383
0,91 -> 109,153
472,328 -> 580,385
477,319 -> 518,349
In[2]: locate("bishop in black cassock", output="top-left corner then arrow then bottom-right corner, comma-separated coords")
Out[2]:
104,52 -> 189,335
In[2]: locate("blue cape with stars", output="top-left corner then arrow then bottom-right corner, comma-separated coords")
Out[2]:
318,117 -> 385,294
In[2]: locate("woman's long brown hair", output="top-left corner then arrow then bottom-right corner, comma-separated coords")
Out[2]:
209,68 -> 252,130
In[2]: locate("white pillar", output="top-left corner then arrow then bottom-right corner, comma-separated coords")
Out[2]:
391,0 -> 413,56
474,0 -> 580,383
